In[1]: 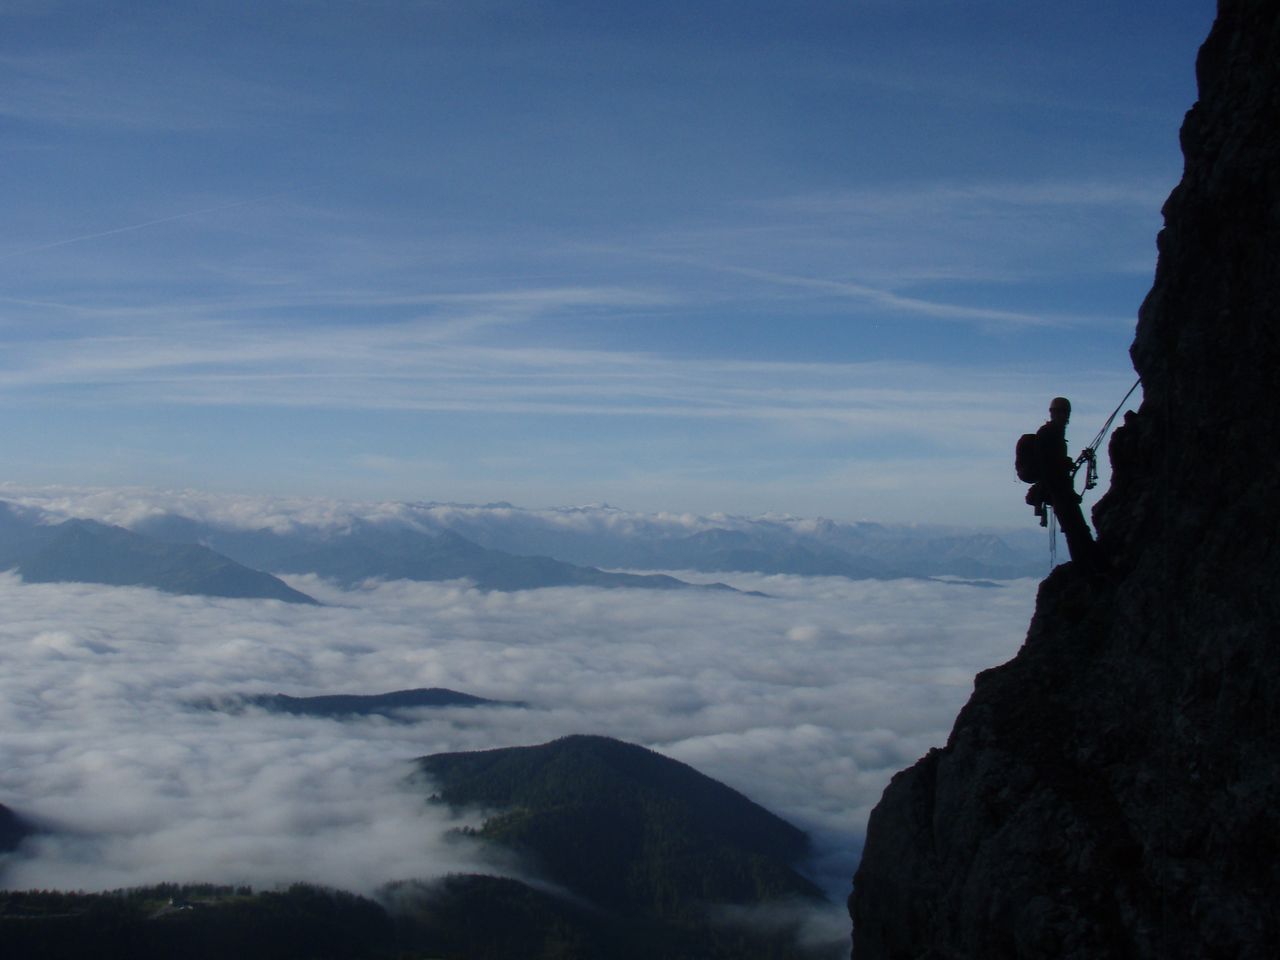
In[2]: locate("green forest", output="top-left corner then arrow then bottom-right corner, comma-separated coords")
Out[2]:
2,737 -> 841,959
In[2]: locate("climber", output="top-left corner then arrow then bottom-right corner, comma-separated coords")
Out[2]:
1034,397 -> 1099,574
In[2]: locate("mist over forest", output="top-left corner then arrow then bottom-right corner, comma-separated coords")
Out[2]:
0,486 -> 1037,951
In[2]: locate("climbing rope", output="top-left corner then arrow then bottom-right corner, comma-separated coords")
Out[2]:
1088,377 -> 1143,452
1072,377 -> 1143,492
1070,376 -> 1141,488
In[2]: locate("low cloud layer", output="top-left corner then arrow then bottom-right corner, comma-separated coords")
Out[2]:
0,568 -> 1035,908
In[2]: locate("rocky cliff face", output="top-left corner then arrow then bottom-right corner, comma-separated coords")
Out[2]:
849,3 -> 1280,958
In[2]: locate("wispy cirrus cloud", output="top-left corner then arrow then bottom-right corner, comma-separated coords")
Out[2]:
0,194 -> 299,264
0,313 -> 1127,451
0,48 -> 337,132
765,178 -> 1173,217
544,174 -> 1172,340
643,260 -> 1059,327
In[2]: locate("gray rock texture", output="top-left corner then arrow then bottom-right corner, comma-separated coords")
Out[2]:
849,2 -> 1280,957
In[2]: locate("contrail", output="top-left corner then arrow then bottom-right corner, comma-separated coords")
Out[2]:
0,192 -> 290,262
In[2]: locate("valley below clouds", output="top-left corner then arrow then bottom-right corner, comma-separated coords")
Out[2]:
0,566 -> 1035,918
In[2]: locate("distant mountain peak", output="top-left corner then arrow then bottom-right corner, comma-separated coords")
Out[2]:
0,501 -> 317,604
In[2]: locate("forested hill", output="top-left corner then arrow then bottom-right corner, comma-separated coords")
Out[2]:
2,739 -> 841,960
0,879 -> 834,960
417,734 -> 823,920
0,885 -> 393,960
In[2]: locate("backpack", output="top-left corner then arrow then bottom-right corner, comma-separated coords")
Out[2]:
1015,433 -> 1040,484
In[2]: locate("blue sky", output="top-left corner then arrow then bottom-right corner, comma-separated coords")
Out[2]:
0,0 -> 1216,525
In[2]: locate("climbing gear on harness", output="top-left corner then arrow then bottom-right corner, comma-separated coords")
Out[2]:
1073,377 -> 1142,482
1073,446 -> 1099,491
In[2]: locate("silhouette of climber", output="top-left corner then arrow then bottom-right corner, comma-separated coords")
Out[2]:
1035,397 -> 1098,573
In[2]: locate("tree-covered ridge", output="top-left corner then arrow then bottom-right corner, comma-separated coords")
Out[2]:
0,878 -> 833,960
416,735 -> 822,918
0,884 -> 394,960
391,874 -> 830,960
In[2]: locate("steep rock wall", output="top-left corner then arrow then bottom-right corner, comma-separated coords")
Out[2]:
849,2 -> 1280,957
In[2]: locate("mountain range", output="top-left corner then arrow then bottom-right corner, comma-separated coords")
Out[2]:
0,502 -> 317,604
134,513 -> 752,593
0,500 -> 748,600
1,489 -> 1044,604
9,491 -> 1045,582
392,505 -> 1046,581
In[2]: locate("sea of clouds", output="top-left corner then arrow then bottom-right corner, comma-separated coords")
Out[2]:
0,565 -> 1035,896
